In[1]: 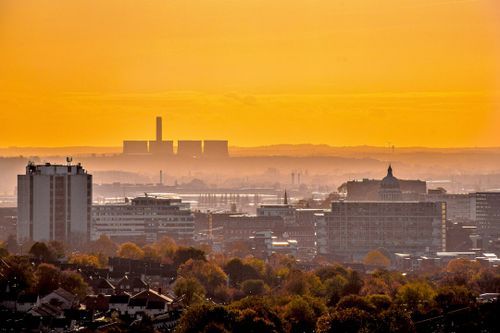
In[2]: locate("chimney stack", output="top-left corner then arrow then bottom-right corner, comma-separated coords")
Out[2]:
156,116 -> 162,142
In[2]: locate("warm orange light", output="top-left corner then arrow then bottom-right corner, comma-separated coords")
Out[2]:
0,0 -> 499,147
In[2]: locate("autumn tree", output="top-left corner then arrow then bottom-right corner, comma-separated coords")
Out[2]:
178,259 -> 228,294
68,253 -> 101,268
174,247 -> 206,268
48,240 -> 66,259
89,234 -> 118,258
117,242 -> 145,260
283,296 -> 318,333
175,304 -> 234,333
35,263 -> 61,296
224,258 -> 261,286
29,242 -> 56,262
60,270 -> 90,300
363,249 -> 391,268
152,235 -> 178,258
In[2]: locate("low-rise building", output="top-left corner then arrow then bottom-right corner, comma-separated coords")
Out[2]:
92,195 -> 194,243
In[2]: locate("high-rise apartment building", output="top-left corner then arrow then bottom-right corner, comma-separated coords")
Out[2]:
17,162 -> 92,243
475,192 -> 500,248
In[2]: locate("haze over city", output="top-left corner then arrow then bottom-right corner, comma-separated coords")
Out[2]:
0,1 -> 500,332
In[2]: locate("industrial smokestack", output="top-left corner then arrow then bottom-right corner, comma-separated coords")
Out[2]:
156,116 -> 162,142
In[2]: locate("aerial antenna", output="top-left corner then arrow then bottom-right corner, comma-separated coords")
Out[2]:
66,156 -> 73,165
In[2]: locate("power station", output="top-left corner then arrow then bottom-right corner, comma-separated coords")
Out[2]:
122,116 -> 229,158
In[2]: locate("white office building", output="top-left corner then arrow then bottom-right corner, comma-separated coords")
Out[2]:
17,162 -> 92,243
91,196 -> 194,243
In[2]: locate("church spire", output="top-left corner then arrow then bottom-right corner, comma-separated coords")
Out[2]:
284,190 -> 288,205
387,164 -> 393,177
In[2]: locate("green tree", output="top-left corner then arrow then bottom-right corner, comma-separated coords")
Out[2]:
395,281 -> 436,313
283,296 -> 317,333
241,279 -> 269,296
174,276 -> 206,306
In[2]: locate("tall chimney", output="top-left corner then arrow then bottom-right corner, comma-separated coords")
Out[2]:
156,116 -> 162,142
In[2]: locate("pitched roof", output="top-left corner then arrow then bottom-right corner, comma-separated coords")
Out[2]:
52,288 -> 77,302
131,289 -> 173,303
94,278 -> 115,290
116,276 -> 148,289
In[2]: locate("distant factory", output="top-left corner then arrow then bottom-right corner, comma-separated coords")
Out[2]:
122,116 -> 229,158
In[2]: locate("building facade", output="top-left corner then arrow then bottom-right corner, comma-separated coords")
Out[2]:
92,196 -> 194,243
17,162 -> 92,243
338,166 -> 426,201
316,201 -> 446,261
475,192 -> 500,248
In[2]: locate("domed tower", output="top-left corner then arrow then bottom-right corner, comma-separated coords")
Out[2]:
379,165 -> 402,201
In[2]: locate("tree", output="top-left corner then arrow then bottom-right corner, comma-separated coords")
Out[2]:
175,304 -> 234,333
363,250 -> 390,268
284,296 -> 317,333
60,270 -> 90,300
241,279 -> 269,296
178,259 -> 228,295
395,281 -> 436,313
174,276 -> 206,306
0,256 -> 35,294
29,242 -> 56,262
284,269 -> 316,296
48,240 -> 66,259
434,285 -> 475,312
174,247 -> 206,268
324,275 -> 348,306
336,295 -> 375,313
444,258 -> 481,287
0,243 -> 8,258
152,235 -> 177,258
68,253 -> 101,267
35,263 -> 61,296
117,242 -> 144,260
224,258 -> 260,286
230,297 -> 285,333
316,308 -> 374,333
343,270 -> 364,295
142,245 -> 161,261
89,234 -> 118,258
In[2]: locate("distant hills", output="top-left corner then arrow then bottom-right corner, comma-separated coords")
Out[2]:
2,144 -> 500,158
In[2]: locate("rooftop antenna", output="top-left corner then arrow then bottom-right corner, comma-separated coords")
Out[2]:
66,156 -> 73,165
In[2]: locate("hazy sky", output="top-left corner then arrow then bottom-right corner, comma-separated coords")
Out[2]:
0,0 -> 499,147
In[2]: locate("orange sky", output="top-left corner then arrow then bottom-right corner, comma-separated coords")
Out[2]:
0,0 -> 499,147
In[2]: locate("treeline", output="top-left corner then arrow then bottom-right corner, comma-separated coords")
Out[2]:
1,237 -> 500,332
